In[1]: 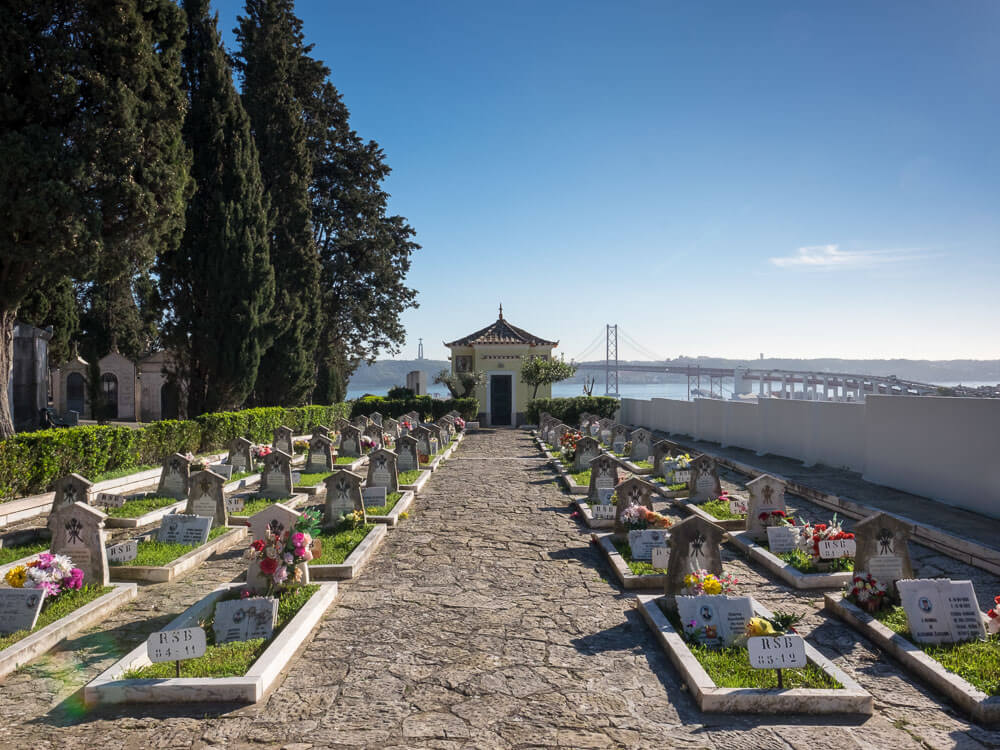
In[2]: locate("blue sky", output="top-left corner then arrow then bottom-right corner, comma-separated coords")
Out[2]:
213,1 -> 1000,361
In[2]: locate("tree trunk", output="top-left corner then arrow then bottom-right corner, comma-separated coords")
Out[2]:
0,306 -> 18,438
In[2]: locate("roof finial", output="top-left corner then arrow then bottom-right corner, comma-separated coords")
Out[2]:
498,302 -> 503,320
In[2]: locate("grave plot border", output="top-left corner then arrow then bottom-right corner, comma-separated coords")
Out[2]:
572,499 -> 614,530
535,439 -> 589,494
0,583 -> 137,681
366,490 -> 415,528
595,533 -> 669,591
104,496 -> 188,529
399,470 -> 432,494
83,581 -> 338,706
680,501 -> 747,532
308,524 -> 387,580
728,531 -> 854,590
109,527 -> 247,584
227,493 -> 309,525
823,593 -> 999,724
637,594 -> 872,715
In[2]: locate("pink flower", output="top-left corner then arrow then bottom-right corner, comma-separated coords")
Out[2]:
36,553 -> 54,568
241,588 -> 252,599
294,546 -> 307,558
291,532 -> 305,547
272,566 -> 288,585
40,580 -> 61,597
64,568 -> 84,590
283,553 -> 294,565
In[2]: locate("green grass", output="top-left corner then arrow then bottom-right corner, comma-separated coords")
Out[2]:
397,469 -> 423,485
612,540 -> 667,576
650,476 -> 688,491
657,601 -> 841,689
121,585 -> 319,679
334,455 -> 358,465
873,605 -> 1000,696
633,459 -> 654,469
0,540 -> 50,566
571,469 -> 591,486
228,469 -> 257,483
238,494 -> 296,517
699,499 -> 745,520
295,471 -> 333,487
91,464 -> 159,482
109,527 -> 230,567
768,546 -> 854,574
0,585 -> 113,652
309,522 -> 375,565
104,495 -> 183,518
363,492 -> 403,516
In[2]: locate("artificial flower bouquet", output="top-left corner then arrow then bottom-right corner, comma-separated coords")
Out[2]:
845,572 -> 890,614
246,509 -> 321,594
620,504 -> 674,531
360,436 -> 375,454
987,595 -> 1000,635
560,429 -> 582,461
4,552 -> 84,599
758,509 -> 794,528
252,444 -> 273,461
799,516 -> 855,561
293,439 -> 309,454
682,568 -> 737,596
453,417 -> 465,432
662,453 -> 692,472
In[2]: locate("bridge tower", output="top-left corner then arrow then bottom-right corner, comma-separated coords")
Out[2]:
605,324 -> 620,398
418,338 -> 424,360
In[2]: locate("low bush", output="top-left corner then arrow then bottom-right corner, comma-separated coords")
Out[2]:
526,396 -> 619,425
350,396 -> 478,421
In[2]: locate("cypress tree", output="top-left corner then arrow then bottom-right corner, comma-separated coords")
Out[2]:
157,0 -> 274,416
234,0 -> 321,406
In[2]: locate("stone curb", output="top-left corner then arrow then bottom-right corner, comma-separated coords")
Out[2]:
83,581 -> 339,706
823,593 -> 999,724
637,594 -> 872,715
366,491 -> 415,528
400,470 -> 432,494
595,533 -> 669,591
228,493 -> 310,525
308,524 -> 388,580
728,531 -> 854,590
572,499 -> 614,530
104,498 -> 188,529
680,502 -> 746,532
0,582 -> 138,681
109,527 -> 247,584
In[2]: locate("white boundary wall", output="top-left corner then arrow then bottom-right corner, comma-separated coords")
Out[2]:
620,395 -> 999,519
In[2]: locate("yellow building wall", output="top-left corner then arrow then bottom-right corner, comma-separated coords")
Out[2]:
450,344 -> 554,424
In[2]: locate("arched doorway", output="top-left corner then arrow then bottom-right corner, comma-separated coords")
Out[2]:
101,373 -> 119,419
160,382 -> 180,420
66,373 -> 85,415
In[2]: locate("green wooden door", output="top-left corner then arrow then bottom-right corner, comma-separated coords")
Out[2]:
490,375 -> 512,426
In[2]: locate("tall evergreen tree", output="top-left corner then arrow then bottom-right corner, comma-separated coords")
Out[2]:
234,0 -> 321,406
157,0 -> 274,416
18,277 -> 81,367
0,1 -> 189,436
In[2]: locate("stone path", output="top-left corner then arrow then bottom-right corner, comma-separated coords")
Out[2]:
1,429 -> 999,748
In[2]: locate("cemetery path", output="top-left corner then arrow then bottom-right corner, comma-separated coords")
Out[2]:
1,429 -> 999,749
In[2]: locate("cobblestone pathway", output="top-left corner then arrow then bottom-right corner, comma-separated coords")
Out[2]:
0,429 -> 998,749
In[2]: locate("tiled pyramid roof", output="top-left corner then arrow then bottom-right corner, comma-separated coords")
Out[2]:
445,315 -> 557,348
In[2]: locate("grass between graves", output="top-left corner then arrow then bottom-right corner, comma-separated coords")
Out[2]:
632,459 -> 654,469
397,469 -> 422,485
121,584 -> 319,679
571,469 -> 591,486
228,470 -> 257,483
238,495 -> 297,517
0,540 -> 50,566
611,540 -> 667,576
698,499 -> 745,521
0,585 -> 114,652
309,522 -> 376,565
91,464 -> 159,483
656,601 -> 841,690
363,492 -> 403,516
766,546 -> 854,574
104,495 -> 183,519
334,456 -> 358,465
109,526 -> 230,567
650,477 -> 688,491
873,604 -> 1000,696
295,472 -> 333,488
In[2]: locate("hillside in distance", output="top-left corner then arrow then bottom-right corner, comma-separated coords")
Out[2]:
349,359 -> 450,390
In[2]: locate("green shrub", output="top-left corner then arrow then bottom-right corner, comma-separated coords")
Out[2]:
350,397 -> 478,421
526,397 -> 619,425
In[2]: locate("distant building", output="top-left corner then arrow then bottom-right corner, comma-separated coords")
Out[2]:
444,307 -> 557,426
9,322 -> 53,430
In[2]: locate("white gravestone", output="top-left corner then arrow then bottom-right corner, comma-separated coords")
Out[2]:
306,435 -> 335,473
213,597 -> 279,644
228,437 -> 254,474
339,426 -> 362,458
396,437 -> 419,473
147,626 -> 207,663
746,474 -> 787,542
766,526 -> 800,555
107,539 -> 138,563
362,486 -> 387,508
157,514 -> 211,546
748,635 -> 807,669
897,578 -> 987,644
260,450 -> 293,498
818,538 -> 856,559
323,471 -> 365,523
48,501 -> 109,587
273,426 -> 294,456
157,453 -> 191,500
729,496 -> 749,515
366,449 -> 399,493
677,595 -> 754,647
591,503 -> 616,520
52,473 -> 93,515
184,470 -> 228,527
95,492 -> 125,509
628,529 -> 670,562
248,503 -> 301,545
0,589 -> 46,634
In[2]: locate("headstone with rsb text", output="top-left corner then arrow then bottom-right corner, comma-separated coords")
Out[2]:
156,514 -> 211,546
664,515 -> 726,595
745,474 -> 787,542
208,463 -> 233,480
306,434 -> 335,473
587,454 -> 623,504
107,538 -> 138,563
95,492 -> 125,509
147,626 -> 207,663
184,470 -> 228,527
157,453 -> 192,501
897,578 -> 987,644
853,512 -> 913,595
260,450 -> 294,498
213,597 -> 278,644
51,473 -> 93,515
272,425 -> 294,455
628,428 -> 654,462
323,470 -> 366,524
748,635 -> 807,669
688,454 -> 722,503
48,501 -> 109,586
0,589 -> 46,634
396,435 -> 420,473
227,437 -> 254,474
366,448 -> 399,493
677,595 -> 754,647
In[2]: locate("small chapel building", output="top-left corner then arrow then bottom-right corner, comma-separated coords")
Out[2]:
444,307 -> 558,427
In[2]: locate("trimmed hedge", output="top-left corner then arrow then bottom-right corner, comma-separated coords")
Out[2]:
526,396 -> 619,426
0,404 -> 351,501
350,396 -> 478,421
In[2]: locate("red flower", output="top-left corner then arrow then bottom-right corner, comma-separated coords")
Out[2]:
259,557 -> 279,576
252,539 -> 266,552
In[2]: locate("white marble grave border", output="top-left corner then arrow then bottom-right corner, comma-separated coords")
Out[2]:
83,581 -> 339,706
571,499 -> 614,530
227,492 -> 309,525
0,582 -> 137,681
535,437 -> 589,494
595,533 -> 669,591
307,523 -> 387,580
103,494 -> 189,529
823,593 -> 999,724
365,490 -> 415,528
680,501 -> 747,533
638,594 -> 872,715
728,531 -> 854,590
399,469 -> 432,494
109,526 -> 247,584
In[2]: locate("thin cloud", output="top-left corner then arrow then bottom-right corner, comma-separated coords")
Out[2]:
769,244 -> 925,271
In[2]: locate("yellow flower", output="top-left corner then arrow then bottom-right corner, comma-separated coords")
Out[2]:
745,617 -> 777,637
703,578 -> 723,595
683,574 -> 698,588
4,565 -> 27,588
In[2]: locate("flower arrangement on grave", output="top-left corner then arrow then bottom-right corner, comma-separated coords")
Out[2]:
987,596 -> 1000,635
4,553 -> 84,599
845,572 -> 890,614
559,429 -> 582,460
758,509 -> 794,528
453,417 -> 466,431
293,439 -> 309,454
619,504 -> 673,531
682,568 -> 737,596
400,418 -> 412,431
622,441 -> 632,456
252,444 -> 272,461
360,436 -> 375,454
418,453 -> 430,464
662,453 -> 692,471
246,509 -> 322,594
799,517 -> 855,561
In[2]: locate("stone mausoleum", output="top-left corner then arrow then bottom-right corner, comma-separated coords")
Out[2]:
444,307 -> 557,427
